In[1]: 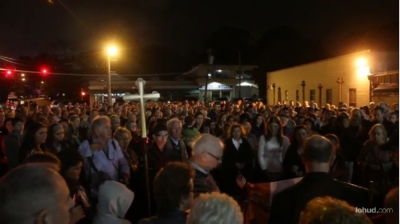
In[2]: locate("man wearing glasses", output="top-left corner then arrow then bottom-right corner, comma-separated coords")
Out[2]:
189,134 -> 224,197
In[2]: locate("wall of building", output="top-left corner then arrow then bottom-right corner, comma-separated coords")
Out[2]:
266,50 -> 372,107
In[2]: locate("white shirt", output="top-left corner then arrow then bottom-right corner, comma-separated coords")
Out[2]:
232,138 -> 242,150
258,135 -> 289,173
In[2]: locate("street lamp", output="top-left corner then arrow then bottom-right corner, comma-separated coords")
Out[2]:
107,45 -> 118,106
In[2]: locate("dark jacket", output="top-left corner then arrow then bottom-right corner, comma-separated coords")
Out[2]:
216,138 -> 254,197
4,133 -> 22,169
269,172 -> 369,224
138,211 -> 187,224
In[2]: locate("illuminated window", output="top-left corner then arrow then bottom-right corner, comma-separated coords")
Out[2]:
349,88 -> 356,107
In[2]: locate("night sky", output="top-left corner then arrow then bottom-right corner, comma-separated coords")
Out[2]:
0,0 -> 398,57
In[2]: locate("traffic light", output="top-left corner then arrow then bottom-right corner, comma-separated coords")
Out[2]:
40,67 -> 49,76
4,68 -> 14,78
81,91 -> 86,96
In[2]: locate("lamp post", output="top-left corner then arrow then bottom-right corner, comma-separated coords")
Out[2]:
107,46 -> 118,106
301,80 -> 306,103
318,84 -> 323,107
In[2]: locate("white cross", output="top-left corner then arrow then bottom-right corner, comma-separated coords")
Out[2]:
123,78 -> 160,137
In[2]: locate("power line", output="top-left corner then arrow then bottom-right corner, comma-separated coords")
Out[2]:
0,68 -> 185,77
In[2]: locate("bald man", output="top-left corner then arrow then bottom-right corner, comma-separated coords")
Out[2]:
190,134 -> 224,196
269,135 -> 368,224
0,164 -> 72,224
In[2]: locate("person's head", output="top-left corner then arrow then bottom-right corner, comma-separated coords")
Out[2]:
90,116 -> 112,140
302,135 -> 335,173
373,106 -> 385,122
0,164 -> 72,224
187,192 -> 243,224
11,117 -> 24,134
350,114 -> 362,127
279,115 -> 289,127
57,148 -> 84,182
184,115 -> 195,127
242,122 -> 252,135
229,124 -> 245,140
152,124 -> 168,149
389,112 -> 398,124
299,196 -> 372,224
110,115 -> 120,130
69,115 -> 80,129
22,121 -> 48,148
192,134 -> 224,171
254,114 -> 264,126
266,116 -> 282,137
384,187 -> 399,224
195,112 -> 204,126
369,123 -> 387,145
97,181 -> 134,219
167,118 -> 183,140
113,127 -> 132,151
4,117 -> 13,133
292,125 -> 309,147
21,152 -> 61,172
153,162 -> 195,215
325,134 -> 340,152
47,123 -> 65,144
125,120 -> 138,133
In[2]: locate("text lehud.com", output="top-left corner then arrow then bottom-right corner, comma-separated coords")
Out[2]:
355,207 -> 394,214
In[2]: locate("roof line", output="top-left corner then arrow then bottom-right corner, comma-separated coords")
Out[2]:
267,49 -> 371,74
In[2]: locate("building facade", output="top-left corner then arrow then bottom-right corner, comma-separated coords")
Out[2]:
87,75 -> 198,106
266,50 -> 399,107
182,64 -> 258,101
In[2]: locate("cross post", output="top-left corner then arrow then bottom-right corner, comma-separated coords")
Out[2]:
123,78 -> 159,216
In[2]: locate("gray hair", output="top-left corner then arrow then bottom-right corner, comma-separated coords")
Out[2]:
166,118 -> 182,131
187,192 -> 243,224
88,115 -> 110,138
0,164 -> 67,224
192,134 -> 224,156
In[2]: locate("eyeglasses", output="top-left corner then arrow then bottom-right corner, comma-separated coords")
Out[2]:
206,152 -> 222,162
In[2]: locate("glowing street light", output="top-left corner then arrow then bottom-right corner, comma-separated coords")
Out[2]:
22,78 -> 25,81
355,58 -> 367,67
21,73 -> 25,77
106,45 -> 118,105
355,58 -> 370,78
107,46 -> 118,56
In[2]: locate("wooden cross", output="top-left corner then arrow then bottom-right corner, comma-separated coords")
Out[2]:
122,78 -> 159,216
123,78 -> 160,137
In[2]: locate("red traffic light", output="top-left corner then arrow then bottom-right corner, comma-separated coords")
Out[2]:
4,68 -> 14,78
40,67 -> 49,76
81,91 -> 86,96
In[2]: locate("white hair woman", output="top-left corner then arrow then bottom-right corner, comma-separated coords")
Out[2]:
187,192 -> 243,224
357,123 -> 392,198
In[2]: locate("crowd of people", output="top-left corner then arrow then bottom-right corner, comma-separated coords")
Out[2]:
0,98 -> 398,224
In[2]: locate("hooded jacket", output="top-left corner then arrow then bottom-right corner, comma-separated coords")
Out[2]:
93,181 -> 134,224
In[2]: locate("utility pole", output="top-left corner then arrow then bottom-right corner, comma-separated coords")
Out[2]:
238,51 -> 242,99
204,49 -> 213,103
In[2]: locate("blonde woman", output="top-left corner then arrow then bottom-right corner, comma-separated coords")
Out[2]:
357,124 -> 392,196
113,127 -> 138,172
